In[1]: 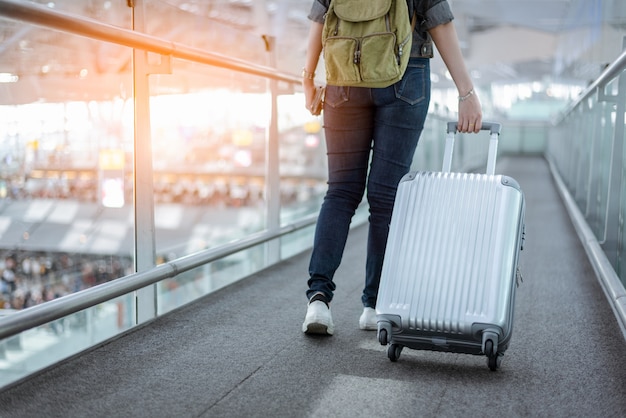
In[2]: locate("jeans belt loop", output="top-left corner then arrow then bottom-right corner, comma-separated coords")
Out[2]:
420,41 -> 434,58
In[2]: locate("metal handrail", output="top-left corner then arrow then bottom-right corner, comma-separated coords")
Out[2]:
0,0 -> 300,84
0,214 -> 318,340
556,49 -> 626,122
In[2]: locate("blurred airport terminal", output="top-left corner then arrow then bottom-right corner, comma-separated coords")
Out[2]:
0,1 -> 625,415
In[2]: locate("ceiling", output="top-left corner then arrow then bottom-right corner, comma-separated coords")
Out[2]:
0,0 -> 625,104
441,0 -> 626,87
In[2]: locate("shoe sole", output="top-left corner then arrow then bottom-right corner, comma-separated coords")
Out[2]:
303,322 -> 334,335
359,323 -> 377,331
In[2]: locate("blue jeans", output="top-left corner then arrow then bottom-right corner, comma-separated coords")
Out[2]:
307,57 -> 431,308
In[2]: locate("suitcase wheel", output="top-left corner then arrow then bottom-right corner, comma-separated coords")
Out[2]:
387,344 -> 402,362
487,353 -> 503,371
378,328 -> 388,346
484,339 -> 503,371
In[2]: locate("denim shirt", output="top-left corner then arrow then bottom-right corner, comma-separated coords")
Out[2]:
308,0 -> 454,58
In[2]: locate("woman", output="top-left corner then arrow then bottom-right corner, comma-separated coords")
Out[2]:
302,0 -> 482,335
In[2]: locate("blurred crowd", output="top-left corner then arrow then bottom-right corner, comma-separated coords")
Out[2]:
0,252 -> 133,311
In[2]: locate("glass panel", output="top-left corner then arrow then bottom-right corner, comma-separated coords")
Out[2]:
413,116 -> 444,172
587,98 -> 613,238
601,70 -> 626,274
0,14 -> 135,388
573,107 -> 594,210
586,97 -> 602,225
156,245 -> 267,315
500,124 -> 524,155
144,1 -> 268,65
149,60 -> 269,260
0,19 -> 135,302
0,294 -> 134,388
278,95 -> 327,224
281,225 -> 316,260
31,0 -> 132,26
522,124 -> 547,154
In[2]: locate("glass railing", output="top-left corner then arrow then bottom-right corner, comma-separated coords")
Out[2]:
547,48 -> 626,337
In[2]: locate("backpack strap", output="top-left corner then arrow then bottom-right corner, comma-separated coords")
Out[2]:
410,9 -> 417,32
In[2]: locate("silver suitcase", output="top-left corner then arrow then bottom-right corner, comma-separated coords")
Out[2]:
376,122 -> 525,371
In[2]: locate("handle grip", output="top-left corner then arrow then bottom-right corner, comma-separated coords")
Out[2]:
443,121 -> 501,175
447,121 -> 502,136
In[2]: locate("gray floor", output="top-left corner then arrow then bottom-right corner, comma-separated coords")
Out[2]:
0,156 -> 625,418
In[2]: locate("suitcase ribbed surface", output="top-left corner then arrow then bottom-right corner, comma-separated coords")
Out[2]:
378,171 -> 523,335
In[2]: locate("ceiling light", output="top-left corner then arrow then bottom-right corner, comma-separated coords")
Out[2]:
0,73 -> 19,83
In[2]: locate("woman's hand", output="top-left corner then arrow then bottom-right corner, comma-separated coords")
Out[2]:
457,90 -> 482,133
303,78 -> 320,115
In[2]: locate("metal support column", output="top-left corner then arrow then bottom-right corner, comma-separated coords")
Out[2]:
264,34 -> 281,265
131,0 -> 157,323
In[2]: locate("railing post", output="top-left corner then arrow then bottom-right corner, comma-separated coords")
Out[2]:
264,35 -> 281,265
131,0 -> 157,324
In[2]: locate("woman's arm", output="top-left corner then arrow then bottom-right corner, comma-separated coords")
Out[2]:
429,21 -> 482,133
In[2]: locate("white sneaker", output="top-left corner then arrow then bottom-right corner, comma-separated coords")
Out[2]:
302,300 -> 334,335
359,307 -> 377,330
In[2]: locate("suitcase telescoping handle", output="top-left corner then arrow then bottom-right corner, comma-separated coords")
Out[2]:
443,121 -> 502,175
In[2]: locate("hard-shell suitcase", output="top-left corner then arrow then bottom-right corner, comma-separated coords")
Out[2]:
376,122 -> 525,371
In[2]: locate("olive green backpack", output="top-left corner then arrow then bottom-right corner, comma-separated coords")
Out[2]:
322,0 -> 417,88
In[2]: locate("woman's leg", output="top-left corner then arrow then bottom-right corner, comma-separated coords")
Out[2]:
306,85 -> 375,303
361,58 -> 431,309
